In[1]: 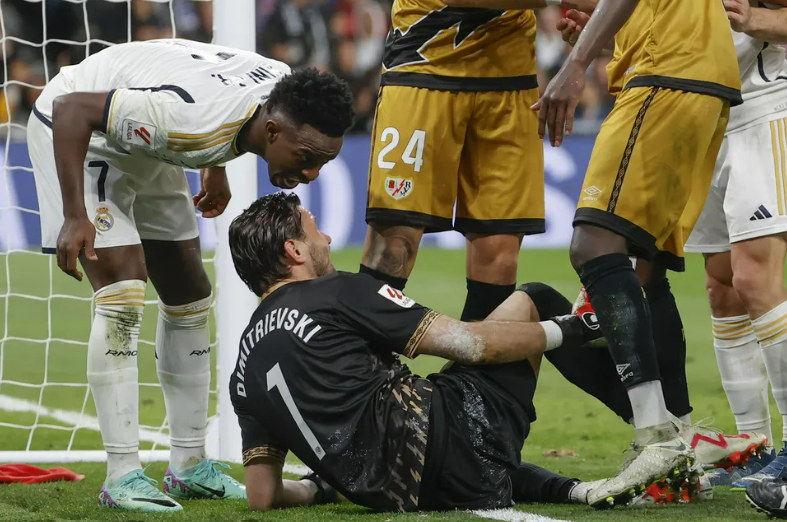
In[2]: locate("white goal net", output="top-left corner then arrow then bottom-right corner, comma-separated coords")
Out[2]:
0,0 -> 248,464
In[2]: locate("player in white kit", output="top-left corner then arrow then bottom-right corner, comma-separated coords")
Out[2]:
684,0 -> 787,489
26,39 -> 354,512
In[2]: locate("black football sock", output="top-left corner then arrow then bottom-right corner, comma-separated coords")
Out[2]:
510,462 -> 578,504
460,279 -> 516,322
645,277 -> 691,419
576,254 -> 661,388
577,255 -> 673,441
359,264 -> 408,291
519,282 -> 633,422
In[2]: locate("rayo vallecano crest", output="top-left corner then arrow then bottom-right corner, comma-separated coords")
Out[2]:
385,177 -> 413,200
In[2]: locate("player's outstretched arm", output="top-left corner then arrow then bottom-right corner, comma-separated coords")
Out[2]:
533,0 -> 639,147
442,0 -> 597,12
51,92 -> 110,280
415,314 -> 548,364
415,311 -> 588,365
245,457 -> 321,510
725,0 -> 787,43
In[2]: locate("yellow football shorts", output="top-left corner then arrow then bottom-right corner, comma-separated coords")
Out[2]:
574,86 -> 729,270
366,85 -> 545,235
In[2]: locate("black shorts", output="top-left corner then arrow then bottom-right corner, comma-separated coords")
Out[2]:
419,361 -> 536,511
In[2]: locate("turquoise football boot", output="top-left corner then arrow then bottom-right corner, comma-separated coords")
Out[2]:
99,469 -> 183,512
163,459 -> 247,500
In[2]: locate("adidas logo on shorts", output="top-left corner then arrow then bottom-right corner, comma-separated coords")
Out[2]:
750,205 -> 773,221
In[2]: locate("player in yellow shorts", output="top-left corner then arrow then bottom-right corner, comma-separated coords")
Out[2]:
361,0 -> 597,327
535,0 -> 742,508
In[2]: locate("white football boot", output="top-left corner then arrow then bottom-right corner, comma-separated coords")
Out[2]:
630,463 -> 712,505
587,437 -> 694,509
673,416 -> 768,470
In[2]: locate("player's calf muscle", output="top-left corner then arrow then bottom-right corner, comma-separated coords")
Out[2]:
361,224 -> 423,278
703,252 -> 745,317
466,233 -> 523,285
732,269 -> 787,318
730,237 -> 787,316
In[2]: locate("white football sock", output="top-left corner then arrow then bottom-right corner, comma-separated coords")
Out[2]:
713,314 -> 772,444
156,294 -> 212,472
628,380 -> 675,442
753,301 -> 787,443
678,413 -> 692,425
87,280 -> 146,484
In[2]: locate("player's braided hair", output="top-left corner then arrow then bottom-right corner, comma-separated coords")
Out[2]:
229,192 -> 305,296
267,68 -> 355,137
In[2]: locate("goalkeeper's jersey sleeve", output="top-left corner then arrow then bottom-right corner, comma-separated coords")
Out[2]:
33,39 -> 291,168
230,272 -> 440,512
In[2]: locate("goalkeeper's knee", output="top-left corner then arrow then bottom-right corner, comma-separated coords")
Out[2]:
516,282 -> 572,321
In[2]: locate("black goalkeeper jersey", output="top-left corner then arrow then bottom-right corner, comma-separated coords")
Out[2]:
230,272 -> 440,512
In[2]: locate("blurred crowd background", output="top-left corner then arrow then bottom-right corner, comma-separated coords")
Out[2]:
1,0 -> 612,136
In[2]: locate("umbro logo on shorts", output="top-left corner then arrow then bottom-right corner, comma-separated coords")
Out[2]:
750,205 -> 773,221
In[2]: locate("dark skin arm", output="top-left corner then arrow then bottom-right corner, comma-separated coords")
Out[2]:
558,9 -> 615,51
52,92 -> 107,281
52,92 -> 232,281
532,0 -> 640,147
193,166 -> 232,218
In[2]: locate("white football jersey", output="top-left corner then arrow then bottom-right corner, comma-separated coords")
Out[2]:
729,8 -> 787,132
35,39 -> 291,169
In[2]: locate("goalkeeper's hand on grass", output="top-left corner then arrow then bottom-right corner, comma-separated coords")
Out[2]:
301,473 -> 339,505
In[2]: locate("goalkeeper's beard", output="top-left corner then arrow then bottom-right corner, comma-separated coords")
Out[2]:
309,241 -> 335,278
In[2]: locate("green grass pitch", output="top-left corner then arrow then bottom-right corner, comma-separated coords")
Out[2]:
0,248 -> 775,521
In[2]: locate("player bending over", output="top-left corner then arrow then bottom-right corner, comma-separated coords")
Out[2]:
535,0 -> 742,508
228,192 -> 602,512
27,39 -> 354,512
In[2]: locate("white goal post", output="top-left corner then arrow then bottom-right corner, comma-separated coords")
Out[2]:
0,0 -> 256,464
212,0 -> 257,464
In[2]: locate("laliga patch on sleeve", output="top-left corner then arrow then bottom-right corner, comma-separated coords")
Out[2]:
121,119 -> 156,148
377,284 -> 416,308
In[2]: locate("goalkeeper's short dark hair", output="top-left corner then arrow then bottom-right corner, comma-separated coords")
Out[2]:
267,68 -> 355,138
229,192 -> 305,297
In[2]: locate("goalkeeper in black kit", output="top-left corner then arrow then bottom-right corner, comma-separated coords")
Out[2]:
227,192 -> 602,512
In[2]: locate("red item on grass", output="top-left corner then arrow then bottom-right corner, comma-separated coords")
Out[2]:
0,464 -> 84,484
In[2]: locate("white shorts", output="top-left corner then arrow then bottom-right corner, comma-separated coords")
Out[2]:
685,112 -> 787,254
27,110 -> 199,252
